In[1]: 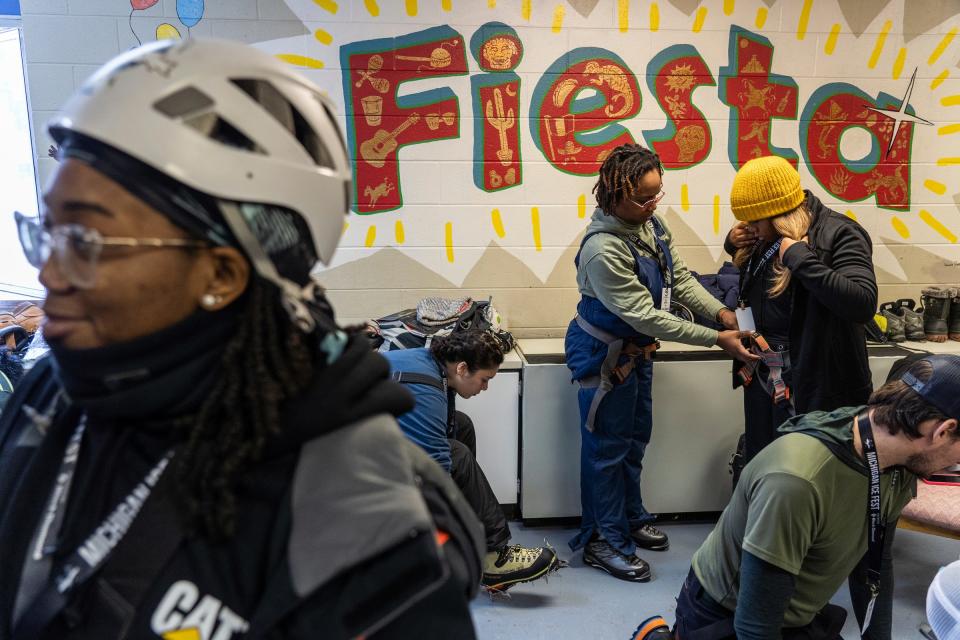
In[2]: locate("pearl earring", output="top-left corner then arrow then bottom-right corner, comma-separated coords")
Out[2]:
201,294 -> 218,308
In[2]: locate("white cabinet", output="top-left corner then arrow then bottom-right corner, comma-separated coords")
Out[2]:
517,339 -> 926,521
518,341 -> 743,520
456,359 -> 521,506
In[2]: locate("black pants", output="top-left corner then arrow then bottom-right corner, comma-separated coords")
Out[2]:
743,363 -> 794,463
673,568 -> 845,640
449,411 -> 511,552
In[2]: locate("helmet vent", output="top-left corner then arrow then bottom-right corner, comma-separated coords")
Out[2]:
154,86 -> 263,154
230,78 -> 334,169
197,115 -> 263,153
153,86 -> 214,119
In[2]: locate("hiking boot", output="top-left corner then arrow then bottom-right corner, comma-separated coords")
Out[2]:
922,287 -> 953,342
895,299 -> 925,341
879,302 -> 906,342
482,544 -> 559,592
583,539 -> 651,582
631,524 -> 670,551
950,291 -> 960,341
630,615 -> 673,640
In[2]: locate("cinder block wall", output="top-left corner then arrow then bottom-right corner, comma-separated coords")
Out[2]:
19,0 -> 960,336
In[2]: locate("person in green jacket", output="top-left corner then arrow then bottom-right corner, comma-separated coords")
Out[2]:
565,144 -> 756,582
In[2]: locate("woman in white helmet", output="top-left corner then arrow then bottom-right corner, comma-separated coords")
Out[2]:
0,38 -> 482,639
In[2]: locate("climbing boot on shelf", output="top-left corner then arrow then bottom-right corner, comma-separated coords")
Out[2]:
922,287 -> 952,342
950,290 -> 960,341
879,302 -> 906,342
896,299 -> 926,342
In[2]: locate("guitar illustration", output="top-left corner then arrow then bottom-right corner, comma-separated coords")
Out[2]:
360,113 -> 421,168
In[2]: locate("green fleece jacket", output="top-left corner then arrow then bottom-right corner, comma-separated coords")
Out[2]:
576,208 -> 725,347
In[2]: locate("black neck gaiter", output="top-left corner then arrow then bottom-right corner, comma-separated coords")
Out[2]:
48,305 -> 241,424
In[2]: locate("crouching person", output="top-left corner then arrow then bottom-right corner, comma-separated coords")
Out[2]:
383,331 -> 560,592
632,354 -> 960,640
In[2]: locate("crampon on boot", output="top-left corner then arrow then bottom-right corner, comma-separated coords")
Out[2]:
481,543 -> 560,592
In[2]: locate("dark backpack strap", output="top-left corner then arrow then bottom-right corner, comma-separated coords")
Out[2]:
391,371 -> 444,392
575,231 -> 642,269
391,371 -> 456,437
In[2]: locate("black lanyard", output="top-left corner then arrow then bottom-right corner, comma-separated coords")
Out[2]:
856,410 -> 890,635
14,415 -> 173,633
737,238 -> 782,306
626,224 -> 672,288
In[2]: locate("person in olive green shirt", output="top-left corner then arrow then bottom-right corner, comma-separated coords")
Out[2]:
632,354 -> 960,640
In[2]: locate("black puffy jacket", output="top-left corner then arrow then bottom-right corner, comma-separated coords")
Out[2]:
0,337 -> 483,640
727,190 -> 878,413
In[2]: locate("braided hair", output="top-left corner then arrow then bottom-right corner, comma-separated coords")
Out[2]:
592,144 -> 664,214
172,277 -> 315,540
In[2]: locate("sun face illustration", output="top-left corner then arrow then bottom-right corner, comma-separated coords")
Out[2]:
665,63 -> 697,93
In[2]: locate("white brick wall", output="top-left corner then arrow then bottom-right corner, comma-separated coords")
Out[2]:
15,0 -> 960,334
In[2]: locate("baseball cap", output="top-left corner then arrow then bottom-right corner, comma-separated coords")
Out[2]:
901,355 -> 960,420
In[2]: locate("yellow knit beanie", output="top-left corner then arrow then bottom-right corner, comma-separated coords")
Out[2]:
730,156 -> 805,222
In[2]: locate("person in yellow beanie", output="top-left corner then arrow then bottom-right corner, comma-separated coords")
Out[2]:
724,155 -> 877,463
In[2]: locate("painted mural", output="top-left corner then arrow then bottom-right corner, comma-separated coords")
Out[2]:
130,0 -> 204,44
155,1 -> 960,286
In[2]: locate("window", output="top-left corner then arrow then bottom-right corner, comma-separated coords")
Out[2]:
0,24 -> 42,299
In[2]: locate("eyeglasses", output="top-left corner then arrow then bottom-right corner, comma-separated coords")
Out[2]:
627,189 -> 665,210
15,211 -> 207,289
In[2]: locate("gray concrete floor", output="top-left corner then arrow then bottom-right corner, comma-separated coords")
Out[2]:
471,522 -> 959,639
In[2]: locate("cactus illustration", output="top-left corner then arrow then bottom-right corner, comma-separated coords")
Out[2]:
485,88 -> 515,166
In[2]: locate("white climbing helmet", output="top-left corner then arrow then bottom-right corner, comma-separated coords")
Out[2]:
929,559 -> 960,640
49,37 -> 351,273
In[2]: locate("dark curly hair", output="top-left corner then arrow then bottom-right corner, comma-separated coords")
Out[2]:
430,331 -> 504,372
172,277 -> 316,539
593,144 -> 664,214
869,358 -> 952,440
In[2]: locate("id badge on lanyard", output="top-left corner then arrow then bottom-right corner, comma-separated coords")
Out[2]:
735,306 -> 757,332
661,286 -> 672,312
736,239 -> 781,332
856,411 -> 889,637
629,225 -> 672,312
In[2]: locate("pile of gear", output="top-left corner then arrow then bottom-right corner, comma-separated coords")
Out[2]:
876,287 -> 960,343
367,296 -> 515,353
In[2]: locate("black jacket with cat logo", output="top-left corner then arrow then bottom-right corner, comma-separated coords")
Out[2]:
0,328 -> 483,640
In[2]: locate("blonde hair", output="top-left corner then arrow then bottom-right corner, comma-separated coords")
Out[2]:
733,204 -> 811,298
